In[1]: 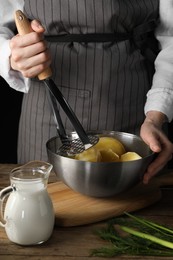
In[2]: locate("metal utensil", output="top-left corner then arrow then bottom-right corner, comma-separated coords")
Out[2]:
14,10 -> 98,156
45,87 -> 68,144
43,79 -> 98,155
46,87 -> 98,156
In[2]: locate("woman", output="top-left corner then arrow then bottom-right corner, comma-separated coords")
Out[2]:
0,0 -> 173,184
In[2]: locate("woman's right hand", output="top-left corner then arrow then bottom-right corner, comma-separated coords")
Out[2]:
9,20 -> 51,78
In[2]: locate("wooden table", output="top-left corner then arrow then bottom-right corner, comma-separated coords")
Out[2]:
1,164 -> 173,260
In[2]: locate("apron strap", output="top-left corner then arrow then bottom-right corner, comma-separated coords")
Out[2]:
45,19 -> 159,63
45,32 -> 130,43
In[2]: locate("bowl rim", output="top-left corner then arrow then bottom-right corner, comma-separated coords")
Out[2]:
46,130 -> 155,164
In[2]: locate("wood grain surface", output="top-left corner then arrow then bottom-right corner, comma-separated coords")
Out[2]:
1,164 -> 173,259
48,171 -> 173,226
1,164 -> 173,227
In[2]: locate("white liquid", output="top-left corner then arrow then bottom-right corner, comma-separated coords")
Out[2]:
4,182 -> 55,245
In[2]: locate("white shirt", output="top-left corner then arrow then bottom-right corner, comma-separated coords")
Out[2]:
0,0 -> 30,92
0,0 -> 173,122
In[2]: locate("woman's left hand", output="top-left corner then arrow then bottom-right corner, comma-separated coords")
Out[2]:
140,111 -> 173,184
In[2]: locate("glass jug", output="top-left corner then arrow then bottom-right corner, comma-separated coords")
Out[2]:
0,161 -> 55,245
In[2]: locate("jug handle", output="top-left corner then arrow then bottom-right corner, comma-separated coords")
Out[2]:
0,186 -> 13,227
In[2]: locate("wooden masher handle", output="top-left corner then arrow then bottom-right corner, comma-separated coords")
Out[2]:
14,10 -> 52,80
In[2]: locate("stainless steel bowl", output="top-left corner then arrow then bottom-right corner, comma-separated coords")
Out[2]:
46,131 -> 155,197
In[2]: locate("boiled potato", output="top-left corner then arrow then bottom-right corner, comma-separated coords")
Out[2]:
74,136 -> 125,162
99,149 -> 120,162
74,136 -> 142,163
75,147 -> 101,162
120,152 -> 142,161
94,136 -> 126,156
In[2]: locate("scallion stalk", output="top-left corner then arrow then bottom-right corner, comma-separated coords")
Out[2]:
91,213 -> 173,257
120,225 -> 173,249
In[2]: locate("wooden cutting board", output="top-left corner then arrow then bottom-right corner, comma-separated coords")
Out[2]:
47,171 -> 173,227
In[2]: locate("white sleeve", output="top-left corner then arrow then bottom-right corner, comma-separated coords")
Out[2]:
144,0 -> 173,122
0,0 -> 31,93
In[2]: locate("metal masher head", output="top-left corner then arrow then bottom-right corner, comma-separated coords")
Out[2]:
56,134 -> 99,156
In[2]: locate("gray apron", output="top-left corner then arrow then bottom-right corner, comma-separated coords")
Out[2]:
18,0 -> 159,163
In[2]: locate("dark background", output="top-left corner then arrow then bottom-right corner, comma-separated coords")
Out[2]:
168,121 -> 173,168
0,76 -> 23,163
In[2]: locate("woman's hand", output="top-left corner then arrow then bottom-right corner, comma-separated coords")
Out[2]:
140,111 -> 173,184
9,20 -> 51,78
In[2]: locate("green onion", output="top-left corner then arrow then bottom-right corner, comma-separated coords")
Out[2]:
91,213 -> 173,257
120,225 -> 173,249
124,212 -> 173,236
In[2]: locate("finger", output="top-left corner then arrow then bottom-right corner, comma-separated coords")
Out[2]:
20,60 -> 51,78
150,142 -> 162,153
143,152 -> 173,184
12,40 -> 48,61
145,134 -> 162,153
31,19 -> 45,33
140,129 -> 162,153
143,163 -> 162,184
18,50 -> 51,70
10,32 -> 44,49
